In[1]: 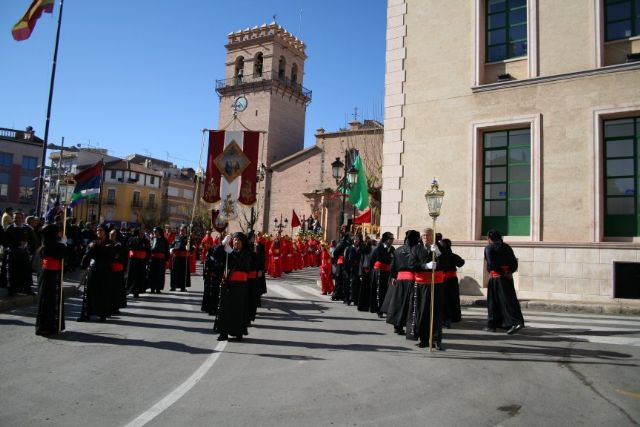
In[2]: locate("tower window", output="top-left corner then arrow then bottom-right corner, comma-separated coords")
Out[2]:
278,56 -> 286,80
291,63 -> 298,84
235,56 -> 245,84
254,52 -> 263,77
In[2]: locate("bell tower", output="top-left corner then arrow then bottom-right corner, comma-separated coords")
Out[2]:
215,22 -> 311,231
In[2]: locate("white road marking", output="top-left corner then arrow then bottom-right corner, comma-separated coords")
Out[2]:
268,284 -> 306,300
123,340 -> 227,427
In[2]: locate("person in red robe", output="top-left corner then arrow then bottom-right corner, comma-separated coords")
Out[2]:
268,238 -> 282,278
320,244 -> 334,295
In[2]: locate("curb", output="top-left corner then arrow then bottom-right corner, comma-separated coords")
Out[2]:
0,284 -> 81,313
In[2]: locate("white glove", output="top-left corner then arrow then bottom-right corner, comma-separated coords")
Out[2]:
430,244 -> 441,257
224,244 -> 233,254
170,248 -> 175,254
221,235 -> 231,246
424,261 -> 437,270
60,236 -> 68,244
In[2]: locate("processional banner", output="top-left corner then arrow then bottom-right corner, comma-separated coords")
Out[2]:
202,130 -> 260,220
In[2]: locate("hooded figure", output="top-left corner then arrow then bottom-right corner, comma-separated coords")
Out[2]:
35,224 -> 67,335
369,231 -> 395,317
381,230 -> 420,334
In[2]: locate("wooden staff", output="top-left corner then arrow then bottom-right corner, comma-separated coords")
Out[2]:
428,216 -> 437,352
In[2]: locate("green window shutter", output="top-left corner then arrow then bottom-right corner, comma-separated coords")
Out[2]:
604,117 -> 639,236
482,128 -> 531,236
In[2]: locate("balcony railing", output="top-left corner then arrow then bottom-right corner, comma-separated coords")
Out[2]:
215,70 -> 312,104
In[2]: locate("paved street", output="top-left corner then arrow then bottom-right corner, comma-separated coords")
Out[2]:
1,268 -> 639,427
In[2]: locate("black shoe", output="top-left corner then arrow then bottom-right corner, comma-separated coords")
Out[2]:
180,289 -> 187,292
217,334 -> 228,341
235,335 -> 243,341
394,327 -> 405,335
416,341 -> 428,348
99,316 -> 107,322
482,326 -> 497,332
507,324 -> 524,335
170,288 -> 176,291
133,294 -> 139,298
156,290 -> 162,294
434,341 -> 445,351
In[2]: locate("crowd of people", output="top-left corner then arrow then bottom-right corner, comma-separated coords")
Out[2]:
318,226 -> 525,351
2,203 -> 524,348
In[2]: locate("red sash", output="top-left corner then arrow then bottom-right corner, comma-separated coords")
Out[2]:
42,257 -> 62,271
228,271 -> 248,282
173,250 -> 188,257
151,252 -> 165,260
337,256 -> 344,265
111,263 -> 124,272
129,250 -> 147,259
373,261 -> 391,272
490,265 -> 510,278
443,271 -> 457,279
396,271 -> 414,281
415,271 -> 445,284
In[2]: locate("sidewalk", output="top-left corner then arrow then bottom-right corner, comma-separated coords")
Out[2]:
0,270 -> 83,313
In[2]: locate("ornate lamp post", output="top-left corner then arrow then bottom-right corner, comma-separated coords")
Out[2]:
273,214 -> 288,236
424,178 -> 444,352
331,151 -> 359,233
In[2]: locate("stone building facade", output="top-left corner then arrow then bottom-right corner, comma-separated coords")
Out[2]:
382,0 -> 640,301
0,127 -> 43,214
268,120 -> 383,241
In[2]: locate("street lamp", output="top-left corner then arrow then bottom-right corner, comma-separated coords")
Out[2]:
331,151 -> 359,233
273,214 -> 288,236
424,178 -> 444,352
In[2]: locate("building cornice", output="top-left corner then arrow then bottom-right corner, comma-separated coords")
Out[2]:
472,62 -> 640,93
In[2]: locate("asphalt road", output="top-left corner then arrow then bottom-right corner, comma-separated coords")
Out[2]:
1,268 -> 639,427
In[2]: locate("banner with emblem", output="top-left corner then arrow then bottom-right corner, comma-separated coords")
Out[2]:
202,130 -> 260,220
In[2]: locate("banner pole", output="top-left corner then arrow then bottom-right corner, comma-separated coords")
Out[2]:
58,198 -> 67,332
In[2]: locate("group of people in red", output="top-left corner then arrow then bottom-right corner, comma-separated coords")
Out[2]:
264,233 -> 322,278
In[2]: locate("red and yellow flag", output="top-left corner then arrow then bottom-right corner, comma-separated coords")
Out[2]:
11,0 -> 55,41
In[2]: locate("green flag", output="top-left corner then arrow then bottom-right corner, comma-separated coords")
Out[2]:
348,154 -> 369,211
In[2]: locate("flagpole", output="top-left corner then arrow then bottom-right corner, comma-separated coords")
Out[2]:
36,0 -> 65,217
96,160 -> 105,223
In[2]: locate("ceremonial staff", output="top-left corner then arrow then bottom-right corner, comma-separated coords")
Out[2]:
425,179 -> 444,352
58,174 -> 73,332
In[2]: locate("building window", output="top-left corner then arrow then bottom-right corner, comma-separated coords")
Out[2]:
605,0 -> 640,41
150,175 -> 155,185
132,191 -> 141,207
0,153 -> 13,168
111,170 -> 116,179
19,175 -> 34,200
148,193 -> 156,208
0,172 -> 9,197
235,56 -> 244,83
278,56 -> 286,80
254,52 -> 263,77
482,128 -> 531,236
107,189 -> 116,204
167,186 -> 179,197
291,63 -> 298,84
21,156 -> 38,171
604,117 -> 639,236
486,0 -> 527,62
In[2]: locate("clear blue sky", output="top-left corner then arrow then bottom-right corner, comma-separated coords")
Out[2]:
0,0 -> 386,168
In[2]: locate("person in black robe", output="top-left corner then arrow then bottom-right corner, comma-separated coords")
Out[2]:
484,229 -> 525,335
245,231 -> 261,324
344,234 -> 364,306
438,238 -> 465,328
214,232 -> 251,341
201,238 -> 224,315
109,229 -> 127,313
383,230 -> 421,335
357,237 -> 374,311
254,236 -> 267,306
148,227 -> 170,294
126,229 -> 150,298
331,228 -> 351,302
35,224 -> 66,336
5,211 -> 35,296
170,225 -> 191,291
369,232 -> 395,318
405,228 -> 445,350
77,225 -> 113,322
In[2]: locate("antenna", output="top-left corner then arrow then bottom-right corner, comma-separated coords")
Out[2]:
299,9 -> 302,37
352,107 -> 359,122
